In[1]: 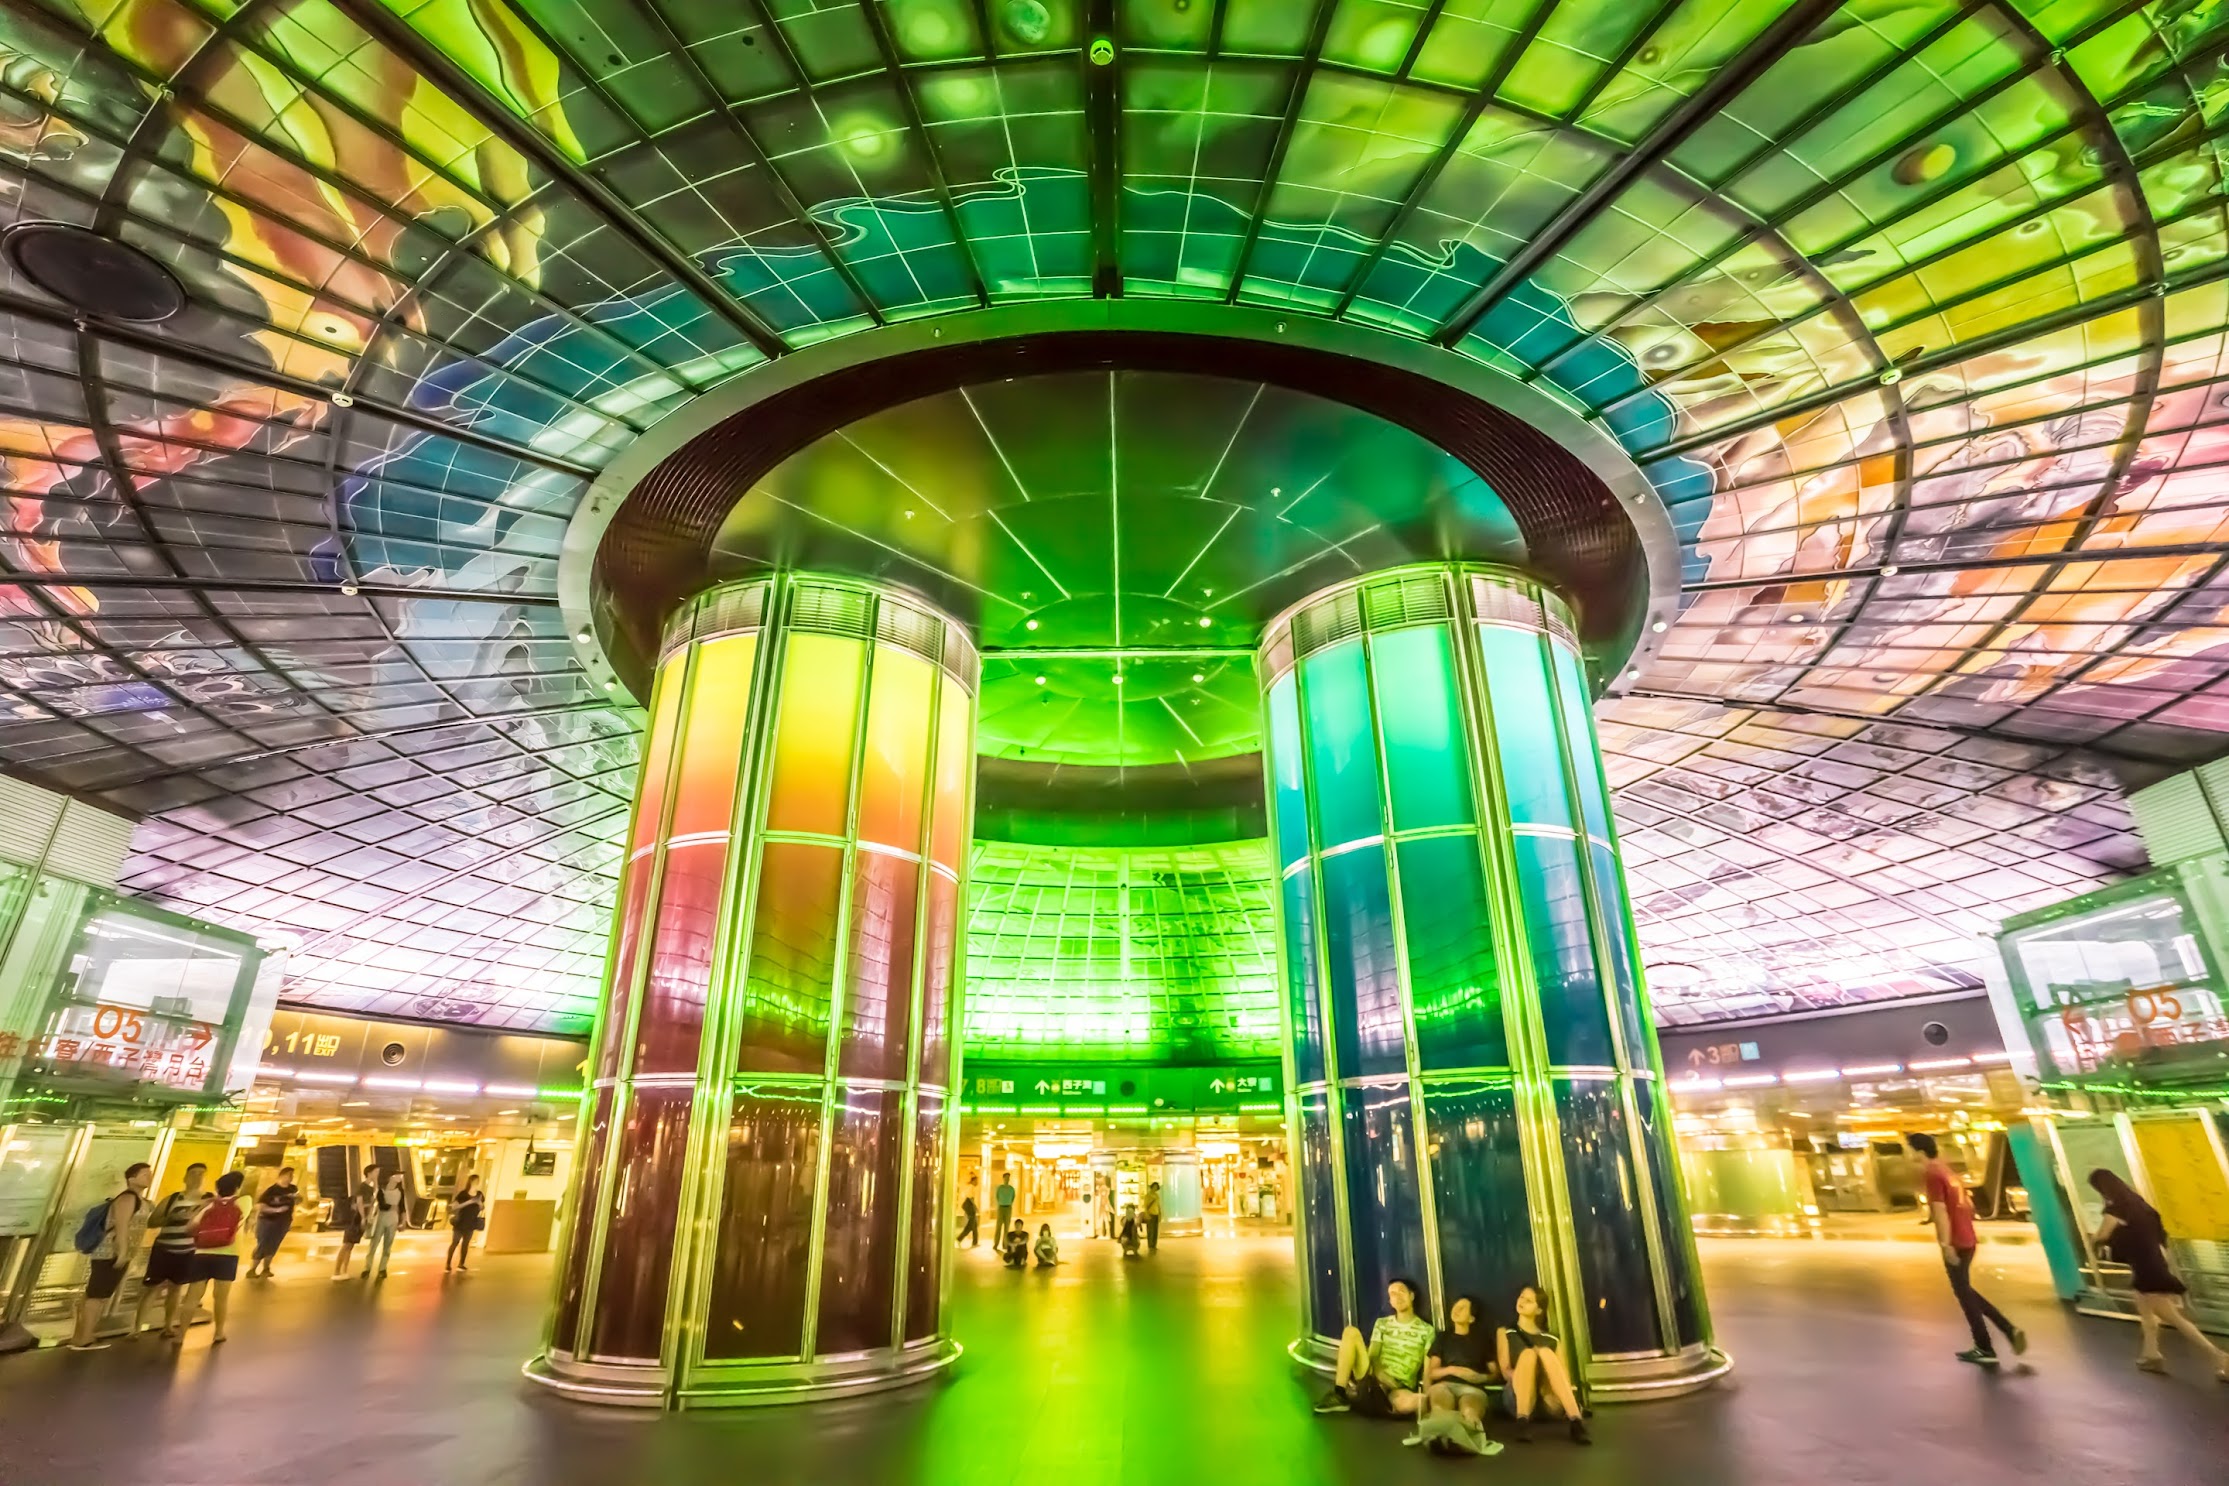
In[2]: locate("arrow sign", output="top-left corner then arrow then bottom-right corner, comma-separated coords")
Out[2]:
1686,1048 -> 1707,1067
1035,1080 -> 1051,1094
1209,1078 -> 1226,1093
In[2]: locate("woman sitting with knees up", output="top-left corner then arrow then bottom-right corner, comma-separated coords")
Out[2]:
1495,1283 -> 1591,1445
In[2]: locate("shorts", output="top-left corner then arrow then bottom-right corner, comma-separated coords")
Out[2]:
188,1252 -> 239,1284
84,1259 -> 128,1301
1436,1381 -> 1492,1410
143,1246 -> 194,1287
1350,1373 -> 1408,1418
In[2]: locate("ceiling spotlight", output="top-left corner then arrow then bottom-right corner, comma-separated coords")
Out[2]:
1191,672 -> 1205,683
903,508 -> 916,519
1651,620 -> 1668,634
339,581 -> 359,597
1112,674 -> 1125,686
1034,675 -> 1047,686
1625,668 -> 1639,681
1880,564 -> 1900,577
1197,616 -> 1212,628
575,628 -> 591,643
602,679 -> 617,691
1025,618 -> 1039,631
329,391 -> 355,408
1789,613 -> 1808,623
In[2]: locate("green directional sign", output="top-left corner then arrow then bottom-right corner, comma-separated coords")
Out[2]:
960,1060 -> 1283,1117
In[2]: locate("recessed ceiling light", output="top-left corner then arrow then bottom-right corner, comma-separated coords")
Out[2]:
1651,620 -> 1667,633
1192,672 -> 1205,683
575,628 -> 591,643
903,509 -> 916,519
1034,675 -> 1046,686
1197,616 -> 1212,628
1789,614 -> 1807,623
1880,564 -> 1900,576
1112,674 -> 1124,686
1025,618 -> 1039,631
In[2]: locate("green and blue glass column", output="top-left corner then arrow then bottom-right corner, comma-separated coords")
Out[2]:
532,573 -> 976,1406
1262,563 -> 1722,1396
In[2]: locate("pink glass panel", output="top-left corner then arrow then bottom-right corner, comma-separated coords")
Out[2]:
635,636 -> 757,1075
928,674 -> 972,871
587,1085 -> 695,1360
815,1085 -> 905,1356
839,850 -> 919,1082
764,633 -> 863,836
703,1084 -> 823,1359
858,648 -> 933,852
903,1091 -> 947,1342
551,1087 -> 614,1353
735,841 -> 844,1073
916,869 -> 960,1089
596,659 -> 686,1081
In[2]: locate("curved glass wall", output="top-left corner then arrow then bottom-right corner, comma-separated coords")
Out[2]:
534,574 -> 976,1406
1260,564 -> 1716,1392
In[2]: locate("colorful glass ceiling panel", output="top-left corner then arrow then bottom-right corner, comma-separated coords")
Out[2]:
0,0 -> 2213,1030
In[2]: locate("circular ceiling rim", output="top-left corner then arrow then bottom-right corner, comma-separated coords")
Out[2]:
559,302 -> 1683,700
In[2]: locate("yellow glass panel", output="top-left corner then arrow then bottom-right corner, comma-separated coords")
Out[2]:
928,673 -> 973,870
669,635 -> 758,840
859,647 -> 934,852
765,633 -> 865,836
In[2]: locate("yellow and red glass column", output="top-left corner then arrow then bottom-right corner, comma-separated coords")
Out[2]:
532,574 -> 976,1406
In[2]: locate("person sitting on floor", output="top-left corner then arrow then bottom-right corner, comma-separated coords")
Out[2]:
1001,1220 -> 1030,1268
1118,1203 -> 1141,1258
1034,1223 -> 1060,1268
1416,1292 -> 1503,1451
1312,1276 -> 1434,1421
1496,1283 -> 1590,1445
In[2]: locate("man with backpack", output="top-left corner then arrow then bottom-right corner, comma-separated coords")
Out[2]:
65,1161 -> 153,1351
131,1162 -> 208,1340
176,1171 -> 247,1347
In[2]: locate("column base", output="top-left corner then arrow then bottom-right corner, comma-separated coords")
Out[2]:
525,1339 -> 964,1410
1286,1334 -> 1732,1401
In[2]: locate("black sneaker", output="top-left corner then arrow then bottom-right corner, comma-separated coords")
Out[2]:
2009,1327 -> 2029,1357
1956,1348 -> 2000,1367
1513,1420 -> 1533,1443
1569,1418 -> 1592,1445
1312,1388 -> 1352,1415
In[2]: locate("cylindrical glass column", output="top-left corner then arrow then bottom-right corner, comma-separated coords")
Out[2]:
1261,563 -> 1720,1396
532,574 -> 977,1406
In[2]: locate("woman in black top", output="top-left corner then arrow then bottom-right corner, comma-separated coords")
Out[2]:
2087,1169 -> 2229,1379
1424,1294 -> 1499,1432
247,1166 -> 299,1279
1495,1284 -> 1590,1444
446,1175 -> 485,1273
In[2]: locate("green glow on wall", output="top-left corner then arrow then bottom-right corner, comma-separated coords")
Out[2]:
963,838 -> 1283,1064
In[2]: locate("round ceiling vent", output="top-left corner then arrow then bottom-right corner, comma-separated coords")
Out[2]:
3,222 -> 183,324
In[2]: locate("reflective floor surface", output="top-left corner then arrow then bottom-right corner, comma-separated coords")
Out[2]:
1,1230 -> 2222,1486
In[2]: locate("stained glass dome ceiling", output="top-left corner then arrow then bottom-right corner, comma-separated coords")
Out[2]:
0,0 -> 2219,1032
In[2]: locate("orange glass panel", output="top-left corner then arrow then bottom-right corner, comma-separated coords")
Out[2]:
765,633 -> 864,836
858,648 -> 934,852
597,657 -> 687,1081
928,674 -> 973,870
668,635 -> 758,839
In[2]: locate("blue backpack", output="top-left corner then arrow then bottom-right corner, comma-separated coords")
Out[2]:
71,1192 -> 132,1255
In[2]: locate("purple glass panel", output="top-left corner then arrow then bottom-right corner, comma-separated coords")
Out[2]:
550,1088 -> 614,1354
815,1085 -> 905,1356
587,1086 -> 695,1361
916,870 -> 959,1089
595,860 -> 657,1082
704,1085 -> 824,1360
840,851 -> 919,1081
634,840 -> 725,1074
903,1091 -> 947,1342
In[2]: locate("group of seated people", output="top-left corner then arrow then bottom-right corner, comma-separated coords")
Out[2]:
999,1221 -> 1061,1269
1314,1278 -> 1590,1455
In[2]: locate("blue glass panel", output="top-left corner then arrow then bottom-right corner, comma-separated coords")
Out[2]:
1549,643 -> 1612,842
1588,841 -> 1652,1065
1424,1079 -> 1535,1314
1298,1088 -> 1345,1338
1555,1078 -> 1665,1356
1322,844 -> 1406,1079
1398,834 -> 1506,1071
1341,1080 -> 1432,1321
1268,673 -> 1311,868
1302,638 -> 1384,850
1282,866 -> 1326,1086
1371,625 -> 1474,832
1513,833 -> 1614,1068
1635,1090 -> 1703,1347
1475,626 -> 1572,829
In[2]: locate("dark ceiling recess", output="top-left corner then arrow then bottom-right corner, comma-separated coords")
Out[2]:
592,330 -> 1646,695
3,223 -> 184,324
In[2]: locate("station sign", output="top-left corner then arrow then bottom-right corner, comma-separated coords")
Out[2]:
959,1060 -> 1283,1116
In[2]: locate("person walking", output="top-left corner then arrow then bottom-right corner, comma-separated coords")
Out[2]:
957,1188 -> 980,1248
177,1171 -> 246,1347
2087,1168 -> 2229,1380
66,1161 -> 152,1351
363,1170 -> 406,1279
994,1172 -> 1016,1237
1143,1181 -> 1163,1253
246,1166 -> 300,1279
132,1163 -> 208,1339
332,1166 -> 372,1280
1910,1131 -> 2026,1367
445,1175 -> 484,1273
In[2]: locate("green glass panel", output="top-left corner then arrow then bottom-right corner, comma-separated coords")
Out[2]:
1476,626 -> 1573,830
1267,673 -> 1311,868
1398,834 -> 1505,1071
1301,638 -> 1384,851
1322,843 -> 1404,1079
1282,865 -> 1324,1086
1550,643 -> 1612,842
1371,624 -> 1475,833
1512,833 -> 1614,1068
1589,840 -> 1653,1066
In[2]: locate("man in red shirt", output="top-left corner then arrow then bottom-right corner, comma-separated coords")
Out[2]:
1911,1132 -> 2027,1366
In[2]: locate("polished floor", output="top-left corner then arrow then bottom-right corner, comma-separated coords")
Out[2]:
1,1229 -> 2223,1486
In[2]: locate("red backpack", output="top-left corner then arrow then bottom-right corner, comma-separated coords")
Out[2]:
192,1198 -> 242,1250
